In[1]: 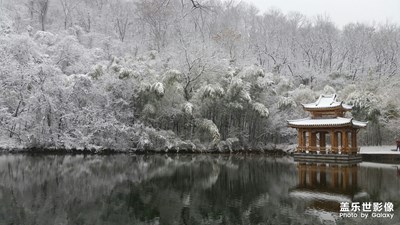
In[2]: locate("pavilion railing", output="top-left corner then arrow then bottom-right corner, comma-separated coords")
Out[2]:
296,146 -> 360,155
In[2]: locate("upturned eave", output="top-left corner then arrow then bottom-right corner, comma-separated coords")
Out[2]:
287,117 -> 367,129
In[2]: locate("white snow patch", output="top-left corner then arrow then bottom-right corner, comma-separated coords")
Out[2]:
359,145 -> 400,154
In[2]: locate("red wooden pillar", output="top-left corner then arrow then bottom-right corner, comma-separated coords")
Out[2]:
297,129 -> 302,152
343,130 -> 349,154
310,131 -> 317,153
330,129 -> 337,153
320,132 -> 326,153
351,129 -> 357,154
307,129 -> 312,152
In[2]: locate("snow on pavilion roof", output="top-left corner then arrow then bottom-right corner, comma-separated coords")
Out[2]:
287,117 -> 368,128
302,94 -> 352,110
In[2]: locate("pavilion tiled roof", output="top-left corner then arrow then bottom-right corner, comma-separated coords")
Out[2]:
302,94 -> 352,110
287,117 -> 368,128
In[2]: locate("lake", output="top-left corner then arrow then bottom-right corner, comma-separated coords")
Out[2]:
0,154 -> 399,225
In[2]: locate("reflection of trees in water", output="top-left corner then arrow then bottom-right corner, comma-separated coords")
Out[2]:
107,155 -> 321,225
0,155 -> 322,225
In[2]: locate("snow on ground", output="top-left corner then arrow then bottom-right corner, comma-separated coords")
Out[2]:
359,161 -> 400,168
359,145 -> 400,154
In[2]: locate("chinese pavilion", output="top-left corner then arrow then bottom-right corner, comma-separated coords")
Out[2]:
288,94 -> 367,155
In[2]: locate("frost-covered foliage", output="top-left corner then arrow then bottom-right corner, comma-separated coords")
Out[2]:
200,85 -> 224,100
163,69 -> 182,84
277,97 -> 297,110
34,31 -> 56,46
51,35 -> 93,74
195,119 -> 221,143
227,77 -> 252,103
0,31 -> 140,151
275,77 -> 293,95
151,82 -> 165,97
1,0 -> 400,150
322,85 -> 336,95
346,91 -> 381,121
134,126 -> 196,151
252,102 -> 269,118
0,11 -> 13,35
290,86 -> 317,104
183,102 -> 194,116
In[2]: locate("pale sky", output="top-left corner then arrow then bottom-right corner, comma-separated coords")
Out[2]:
241,0 -> 400,28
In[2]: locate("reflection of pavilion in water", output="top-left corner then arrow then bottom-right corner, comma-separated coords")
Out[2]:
290,163 -> 367,213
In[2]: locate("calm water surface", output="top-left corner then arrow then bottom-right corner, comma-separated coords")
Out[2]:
0,154 -> 399,225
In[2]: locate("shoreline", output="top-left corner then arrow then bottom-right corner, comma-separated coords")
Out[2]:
2,147 -> 400,164
0,147 -> 292,156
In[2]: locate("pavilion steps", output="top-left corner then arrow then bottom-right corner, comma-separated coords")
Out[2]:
294,153 -> 362,163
